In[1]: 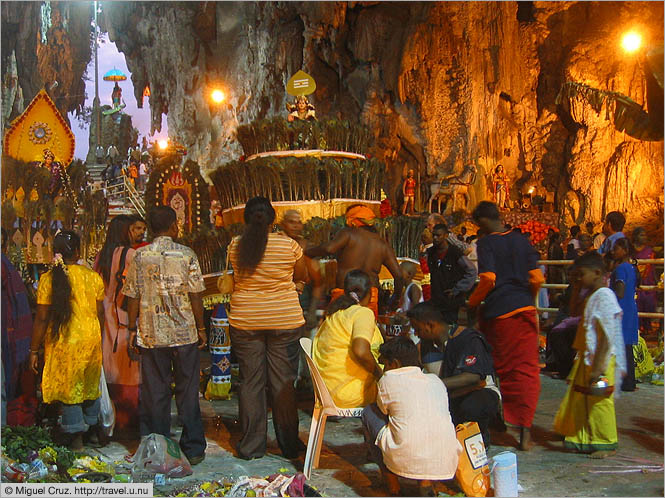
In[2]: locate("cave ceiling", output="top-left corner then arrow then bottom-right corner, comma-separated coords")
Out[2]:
2,1 -> 663,232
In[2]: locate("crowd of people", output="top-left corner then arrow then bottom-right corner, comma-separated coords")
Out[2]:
1,195 -> 661,494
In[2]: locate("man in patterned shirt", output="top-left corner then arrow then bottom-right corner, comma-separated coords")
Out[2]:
124,206 -> 207,464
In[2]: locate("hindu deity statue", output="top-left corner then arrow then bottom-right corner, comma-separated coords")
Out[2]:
286,95 -> 316,122
40,149 -> 66,198
492,164 -> 510,210
402,169 -> 417,215
112,83 -> 122,108
169,191 -> 188,237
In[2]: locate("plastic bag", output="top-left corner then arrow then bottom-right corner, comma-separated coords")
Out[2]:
455,421 -> 490,497
99,367 -> 115,437
132,433 -> 192,479
634,335 -> 655,382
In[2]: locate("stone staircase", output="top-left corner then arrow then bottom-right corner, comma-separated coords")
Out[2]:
87,162 -> 107,182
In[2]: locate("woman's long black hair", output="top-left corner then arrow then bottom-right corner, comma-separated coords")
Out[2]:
94,214 -> 133,285
326,269 -> 372,316
50,230 -> 81,340
236,196 -> 275,274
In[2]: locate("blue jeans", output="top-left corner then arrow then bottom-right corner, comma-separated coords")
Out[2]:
61,398 -> 100,434
361,403 -> 389,467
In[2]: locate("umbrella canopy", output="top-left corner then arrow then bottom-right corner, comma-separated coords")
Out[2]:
103,68 -> 127,81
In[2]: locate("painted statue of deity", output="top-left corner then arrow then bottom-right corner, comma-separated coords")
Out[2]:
402,169 -> 417,215
112,83 -> 122,108
169,190 -> 188,237
492,164 -> 510,210
286,95 -> 316,122
41,149 -> 66,198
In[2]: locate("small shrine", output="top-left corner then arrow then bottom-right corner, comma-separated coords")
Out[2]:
2,89 -> 106,276
212,70 -> 383,226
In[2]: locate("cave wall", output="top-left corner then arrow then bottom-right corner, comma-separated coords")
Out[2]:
3,1 -> 663,234
1,1 -> 92,133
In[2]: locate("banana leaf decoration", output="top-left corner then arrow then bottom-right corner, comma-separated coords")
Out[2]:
235,118 -> 372,156
210,155 -> 382,210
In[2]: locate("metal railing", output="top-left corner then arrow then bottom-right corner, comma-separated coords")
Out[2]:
537,258 -> 664,320
100,175 -> 146,217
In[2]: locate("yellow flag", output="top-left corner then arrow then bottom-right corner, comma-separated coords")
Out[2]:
287,70 -> 316,96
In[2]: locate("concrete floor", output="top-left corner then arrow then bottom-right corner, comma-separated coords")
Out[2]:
92,375 -> 664,497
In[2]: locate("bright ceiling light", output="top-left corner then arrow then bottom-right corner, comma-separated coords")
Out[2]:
211,90 -> 225,103
158,139 -> 168,150
621,31 -> 642,53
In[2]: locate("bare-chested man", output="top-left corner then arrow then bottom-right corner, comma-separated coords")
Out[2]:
305,205 -> 404,317
279,210 -> 324,329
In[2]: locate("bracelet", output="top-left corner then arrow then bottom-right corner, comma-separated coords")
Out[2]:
30,349 -> 39,354
128,327 -> 138,332
197,327 -> 206,331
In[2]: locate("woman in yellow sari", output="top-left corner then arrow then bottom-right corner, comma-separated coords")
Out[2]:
553,252 -> 627,458
30,231 -> 106,450
313,270 -> 383,408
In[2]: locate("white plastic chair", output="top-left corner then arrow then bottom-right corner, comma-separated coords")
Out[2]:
299,337 -> 364,479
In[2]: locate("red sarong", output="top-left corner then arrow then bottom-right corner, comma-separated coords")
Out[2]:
330,287 -> 379,318
480,308 -> 540,427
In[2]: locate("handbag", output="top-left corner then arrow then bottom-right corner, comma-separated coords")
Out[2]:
217,247 -> 234,295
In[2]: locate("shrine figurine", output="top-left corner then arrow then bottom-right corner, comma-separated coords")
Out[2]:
492,164 -> 510,210
402,169 -> 417,215
41,149 -> 65,198
286,95 -> 316,122
112,82 -> 122,108
29,182 -> 40,202
210,200 -> 223,228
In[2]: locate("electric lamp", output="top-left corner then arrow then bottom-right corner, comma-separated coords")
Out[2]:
211,90 -> 225,103
621,31 -> 642,53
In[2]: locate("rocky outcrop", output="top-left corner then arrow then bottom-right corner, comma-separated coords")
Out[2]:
85,106 -> 139,164
3,1 -> 663,235
1,1 -> 92,132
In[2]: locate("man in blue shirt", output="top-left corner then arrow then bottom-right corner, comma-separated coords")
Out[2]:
598,211 -> 626,255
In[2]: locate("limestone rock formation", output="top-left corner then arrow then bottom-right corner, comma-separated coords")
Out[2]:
2,1 -> 663,235
85,106 -> 139,165
1,1 -> 92,132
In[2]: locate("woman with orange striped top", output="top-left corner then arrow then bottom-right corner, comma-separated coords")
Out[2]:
228,196 -> 307,460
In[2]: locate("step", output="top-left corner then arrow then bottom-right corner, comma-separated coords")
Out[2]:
87,163 -> 108,182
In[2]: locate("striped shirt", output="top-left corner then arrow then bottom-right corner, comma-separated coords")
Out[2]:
229,233 -> 305,330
